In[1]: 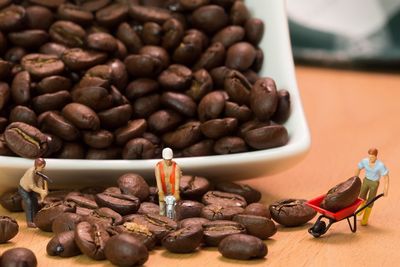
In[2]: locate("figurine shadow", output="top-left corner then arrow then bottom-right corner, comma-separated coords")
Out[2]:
276,223 -> 313,232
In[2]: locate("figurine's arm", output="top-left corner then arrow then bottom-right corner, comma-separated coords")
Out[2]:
155,163 -> 164,200
174,165 -> 182,201
383,174 -> 389,197
355,168 -> 361,177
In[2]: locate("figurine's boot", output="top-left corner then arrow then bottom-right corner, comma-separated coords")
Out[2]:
357,201 -> 365,216
361,207 -> 372,226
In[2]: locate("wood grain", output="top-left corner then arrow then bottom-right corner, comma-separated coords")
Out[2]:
1,66 -> 400,266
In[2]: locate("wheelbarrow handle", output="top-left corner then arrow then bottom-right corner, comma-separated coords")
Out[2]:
355,193 -> 384,215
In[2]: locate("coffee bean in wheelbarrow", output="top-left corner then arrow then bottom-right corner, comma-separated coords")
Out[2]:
320,176 -> 361,212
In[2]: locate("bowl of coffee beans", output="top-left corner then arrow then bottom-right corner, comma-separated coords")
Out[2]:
0,0 -> 310,189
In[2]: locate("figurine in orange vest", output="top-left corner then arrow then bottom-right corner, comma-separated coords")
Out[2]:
155,147 -> 182,216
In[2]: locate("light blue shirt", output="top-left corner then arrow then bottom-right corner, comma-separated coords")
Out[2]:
358,158 -> 388,181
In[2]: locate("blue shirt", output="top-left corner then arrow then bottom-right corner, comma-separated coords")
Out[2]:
358,158 -> 388,181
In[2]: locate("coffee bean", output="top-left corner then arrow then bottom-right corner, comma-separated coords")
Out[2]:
214,136 -> 247,154
224,70 -> 252,105
128,5 -> 172,24
65,193 -> 98,210
0,82 -> 10,111
180,175 -> 211,200
226,42 -> 256,71
33,202 -> 76,232
175,200 -> 204,221
79,0 -> 110,12
202,191 -> 247,208
118,173 -> 150,201
95,192 -> 140,215
202,204 -> 244,221
193,42 -> 226,71
218,234 -> 267,260
11,71 -> 31,105
9,106 -> 38,126
39,42 -> 67,57
32,90 -> 72,114
162,226 -> 203,253
320,176 -> 362,212
250,77 -> 278,121
116,22 -> 143,54
105,233 -> 149,266
0,190 -> 23,212
229,1 -> 250,26
83,129 -> 114,149
182,139 -> 215,157
51,212 -> 82,234
110,222 -> 157,250
57,142 -> 85,159
243,124 -> 289,150
233,214 -> 276,240
191,5 -> 228,34
29,0 -> 66,8
201,118 -> 238,139
148,109 -> 182,133
0,216 -> 19,243
269,199 -> 317,227
47,230 -> 81,258
245,18 -> 264,46
62,103 -> 100,131
87,32 -> 118,52
162,121 -> 202,149
84,207 -> 123,227
142,22 -> 162,46
178,217 -> 210,229
159,64 -> 192,91
98,104 -> 132,129
212,26 -> 245,48
57,4 -> 94,25
114,119 -> 147,145
0,247 -> 37,267
162,18 -> 184,50
203,220 -> 246,247
86,147 -> 121,159
4,122 -> 50,158
161,91 -> 197,117
74,221 -> 110,260
40,111 -> 80,141
138,202 -> 160,215
198,91 -> 226,122
37,75 -> 72,95
215,181 -> 261,204
8,30 -> 49,49
224,101 -> 252,122
71,86 -> 113,111
186,69 -> 213,102
61,48 -> 107,71
22,53 -> 65,78
0,5 -> 26,32
271,89 -> 291,124
244,203 -> 271,219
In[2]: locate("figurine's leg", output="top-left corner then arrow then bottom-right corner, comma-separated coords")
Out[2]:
18,187 -> 36,227
361,207 -> 372,226
159,201 -> 166,216
361,180 -> 379,226
358,178 -> 370,216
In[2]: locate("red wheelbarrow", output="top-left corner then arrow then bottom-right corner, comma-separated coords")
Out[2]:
305,193 -> 384,237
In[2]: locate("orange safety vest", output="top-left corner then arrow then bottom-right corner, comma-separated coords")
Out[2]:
157,161 -> 176,195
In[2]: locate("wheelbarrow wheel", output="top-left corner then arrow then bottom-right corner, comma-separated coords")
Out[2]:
310,221 -> 326,237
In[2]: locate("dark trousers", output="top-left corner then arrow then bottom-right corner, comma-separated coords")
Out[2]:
18,186 -> 39,223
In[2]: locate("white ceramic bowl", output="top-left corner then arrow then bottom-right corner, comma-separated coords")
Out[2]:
0,0 -> 310,191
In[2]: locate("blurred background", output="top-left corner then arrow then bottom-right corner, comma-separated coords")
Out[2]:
287,0 -> 400,69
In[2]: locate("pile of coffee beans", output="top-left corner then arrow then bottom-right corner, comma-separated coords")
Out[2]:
0,0 -> 291,160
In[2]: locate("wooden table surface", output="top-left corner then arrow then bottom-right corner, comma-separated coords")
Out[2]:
1,65 -> 400,266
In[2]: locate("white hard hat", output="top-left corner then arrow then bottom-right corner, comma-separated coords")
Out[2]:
162,147 -> 173,160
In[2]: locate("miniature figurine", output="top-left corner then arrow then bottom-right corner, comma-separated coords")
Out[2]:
355,148 -> 389,226
18,158 -> 51,228
155,148 -> 182,219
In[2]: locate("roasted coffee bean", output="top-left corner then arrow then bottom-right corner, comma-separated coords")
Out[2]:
4,122 -> 50,158
193,42 -> 225,71
0,5 -> 26,32
147,186 -> 159,204
233,214 -> 276,240
243,124 -> 289,150
47,230 -> 81,258
250,77 -> 278,121
191,5 -> 228,34
116,22 -> 143,54
162,18 -> 184,50
215,181 -> 261,204
71,86 -> 113,111
34,201 -> 76,232
229,0 -> 250,26
321,176 -> 362,212
39,42 -> 67,57
51,212 -> 82,234
109,222 -> 157,250
218,234 -> 267,260
114,119 -> 147,145
158,64 -> 192,91
87,32 -> 118,53
126,79 -> 159,100
162,121 -> 202,149
202,191 -> 247,208
186,69 -> 213,102
178,217 -> 210,229
212,26 -> 245,48
83,130 -> 114,149
123,137 -> 156,159
49,20 -> 85,47
238,119 -> 270,137
142,22 -> 162,46
40,111 -> 80,141
128,5 -> 172,24
22,53 -> 65,78
200,118 -> 238,139
0,134 -> 14,156
244,203 -> 271,219
0,247 -> 37,267
0,59 -> 12,80
124,54 -> 163,78
37,76 -> 72,95
0,190 -> 23,212
179,0 -> 209,10
198,91 -> 226,121
0,216 -> 19,243
252,49 -> 264,72
148,109 -> 182,133
140,45 -> 170,70
118,173 -> 150,201
172,31 -> 203,65
84,207 -> 123,227
226,42 -> 256,71
105,233 -> 149,266
271,89 -> 291,123
245,18 -> 264,46
214,136 -> 247,154
96,3 -> 129,27
138,202 -> 160,215
9,106 -> 38,126
8,30 -> 49,49
61,48 -> 107,71
0,82 -> 10,111
203,220 -> 246,247
182,139 -> 214,157
0,118 -> 8,132
224,101 -> 252,122
57,4 -> 94,25
29,0 -> 66,8
95,192 -> 140,215
5,47 -> 27,63
57,142 -> 85,159
175,200 -> 204,221
42,190 -> 71,205
180,175 -> 211,200
162,225 -> 203,253
224,70 -> 252,105
65,193 -> 98,209
11,71 -> 31,105
62,103 -> 100,131
86,147 -> 121,159
25,5 -> 54,30
161,91 -> 197,117
75,221 -> 110,260
124,214 -> 177,241
98,104 -> 132,129
32,90 -> 71,114
202,204 -> 244,221
269,199 -> 317,227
